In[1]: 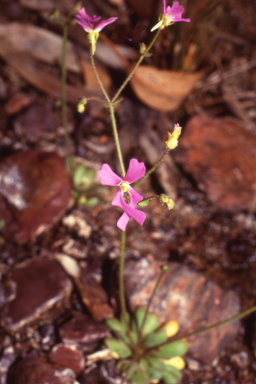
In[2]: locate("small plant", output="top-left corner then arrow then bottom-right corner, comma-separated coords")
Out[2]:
106,307 -> 187,384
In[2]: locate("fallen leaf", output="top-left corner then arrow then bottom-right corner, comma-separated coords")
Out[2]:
131,65 -> 203,111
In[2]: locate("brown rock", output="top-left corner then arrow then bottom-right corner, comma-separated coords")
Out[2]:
74,266 -> 114,321
1,257 -> 72,332
0,151 -> 71,243
8,356 -> 76,384
49,343 -> 85,375
59,314 -> 110,350
176,115 -> 256,211
124,257 -> 240,364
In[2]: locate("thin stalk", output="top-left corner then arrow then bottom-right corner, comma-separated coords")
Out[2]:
109,105 -> 125,178
89,48 -> 125,177
133,149 -> 170,188
138,266 -> 167,341
112,29 -> 162,103
172,305 -> 256,342
90,47 -> 110,102
61,24 -> 73,171
119,231 -> 130,331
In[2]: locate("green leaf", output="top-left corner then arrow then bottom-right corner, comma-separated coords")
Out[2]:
164,364 -> 183,379
162,367 -> 182,384
84,197 -> 98,206
106,318 -> 125,333
73,164 -> 96,188
151,340 -> 188,359
130,371 -> 148,384
146,366 -> 163,380
141,313 -> 160,336
134,306 -> 146,331
105,337 -> 132,358
142,331 -> 167,348
147,358 -> 166,371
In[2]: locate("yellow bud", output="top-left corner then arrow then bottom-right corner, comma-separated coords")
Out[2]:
162,356 -> 185,371
162,320 -> 179,337
165,124 -> 182,150
110,351 -> 120,359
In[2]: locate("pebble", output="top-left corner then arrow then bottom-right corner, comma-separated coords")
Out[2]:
1,257 -> 72,332
59,313 -> 110,351
49,343 -> 85,375
124,257 -> 240,364
0,150 -> 71,243
8,356 -> 76,384
176,115 -> 256,211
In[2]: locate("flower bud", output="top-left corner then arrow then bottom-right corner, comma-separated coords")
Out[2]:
160,195 -> 175,210
165,124 -> 182,150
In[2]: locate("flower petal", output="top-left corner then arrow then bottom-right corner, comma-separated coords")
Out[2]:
124,159 -> 146,184
112,190 -> 146,227
162,0 -> 167,14
127,186 -> 144,207
166,2 -> 190,22
98,164 -> 122,186
94,17 -> 118,32
116,213 -> 130,231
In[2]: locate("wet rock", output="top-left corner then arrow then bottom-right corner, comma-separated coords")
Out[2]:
124,257 -> 240,364
59,314 -> 110,351
0,150 -> 71,243
8,356 -> 76,384
49,343 -> 85,375
1,257 -> 72,332
74,265 -> 114,321
176,115 -> 256,211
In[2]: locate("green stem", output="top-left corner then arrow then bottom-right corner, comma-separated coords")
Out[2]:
112,29 -> 162,103
172,305 -> 256,342
109,105 -> 125,178
133,149 -> 170,188
119,231 -> 130,328
139,266 -> 167,341
89,47 -> 125,177
90,47 -> 110,102
61,24 -> 73,171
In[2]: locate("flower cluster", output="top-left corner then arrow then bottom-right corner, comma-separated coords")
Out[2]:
152,1 -> 190,31
98,159 -> 146,231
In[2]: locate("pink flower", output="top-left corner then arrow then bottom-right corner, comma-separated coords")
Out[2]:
163,1 -> 190,23
75,8 -> 117,33
98,159 -> 146,231
75,8 -> 117,54
152,1 -> 190,31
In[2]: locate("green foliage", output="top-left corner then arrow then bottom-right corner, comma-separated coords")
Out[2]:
70,161 -> 103,207
105,306 -> 187,384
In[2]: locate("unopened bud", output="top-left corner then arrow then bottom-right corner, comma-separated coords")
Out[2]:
140,43 -> 147,54
165,124 -> 182,150
160,195 -> 175,210
161,320 -> 179,338
77,98 -> 87,113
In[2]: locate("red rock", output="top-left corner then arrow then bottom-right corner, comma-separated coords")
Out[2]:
124,257 -> 240,364
176,115 -> 256,211
0,151 -> 71,243
49,343 -> 85,375
8,356 -> 76,384
59,314 -> 110,349
1,257 -> 72,332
